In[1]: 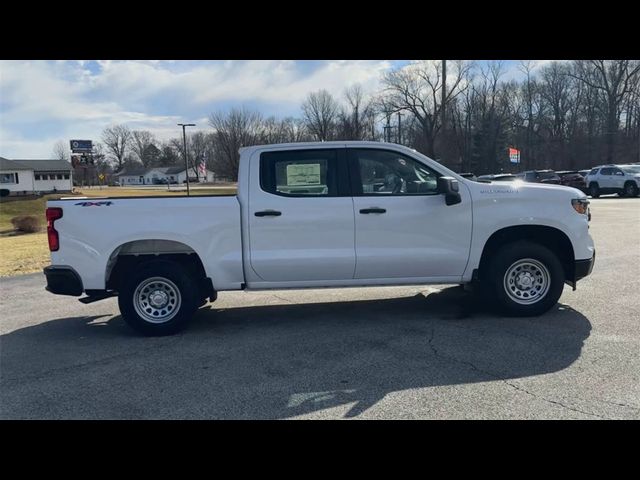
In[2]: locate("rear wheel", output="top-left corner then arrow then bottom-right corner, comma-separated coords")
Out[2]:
483,241 -> 565,316
589,183 -> 600,198
118,260 -> 198,336
624,182 -> 639,197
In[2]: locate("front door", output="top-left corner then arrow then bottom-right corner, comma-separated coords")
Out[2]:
248,148 -> 355,283
348,148 -> 472,280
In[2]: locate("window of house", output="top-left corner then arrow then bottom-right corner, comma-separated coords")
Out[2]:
1,173 -> 17,184
34,174 -> 41,180
63,174 -> 69,179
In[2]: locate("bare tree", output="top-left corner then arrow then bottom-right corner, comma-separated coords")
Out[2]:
101,125 -> 132,171
569,60 -> 640,163
208,108 -> 265,180
130,130 -> 157,167
380,60 -> 472,158
301,89 -> 339,141
337,84 -> 375,140
52,140 -> 69,161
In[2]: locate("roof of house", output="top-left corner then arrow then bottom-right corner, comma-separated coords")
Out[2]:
163,166 -> 186,175
0,157 -> 34,170
116,165 -> 213,176
10,159 -> 72,172
115,167 -> 148,176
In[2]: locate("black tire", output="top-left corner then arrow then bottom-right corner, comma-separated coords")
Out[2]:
624,181 -> 639,197
118,260 -> 198,336
482,241 -> 565,317
589,183 -> 600,198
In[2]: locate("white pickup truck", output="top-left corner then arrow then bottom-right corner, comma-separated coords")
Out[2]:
44,142 -> 595,335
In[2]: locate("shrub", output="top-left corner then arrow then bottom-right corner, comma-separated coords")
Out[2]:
0,189 -> 9,197
11,215 -> 41,233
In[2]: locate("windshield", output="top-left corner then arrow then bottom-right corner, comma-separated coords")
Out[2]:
621,166 -> 640,174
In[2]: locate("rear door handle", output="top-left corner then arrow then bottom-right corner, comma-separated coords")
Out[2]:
255,210 -> 282,217
359,208 -> 386,214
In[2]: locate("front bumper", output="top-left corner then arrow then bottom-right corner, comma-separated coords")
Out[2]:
43,266 -> 84,296
575,250 -> 595,282
566,250 -> 595,290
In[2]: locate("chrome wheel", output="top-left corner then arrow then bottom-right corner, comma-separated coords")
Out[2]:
503,259 -> 551,305
133,276 -> 182,324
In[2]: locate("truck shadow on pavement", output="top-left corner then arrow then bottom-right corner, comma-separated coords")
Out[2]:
1,287 -> 591,419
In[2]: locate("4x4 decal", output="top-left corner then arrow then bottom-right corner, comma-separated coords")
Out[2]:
75,201 -> 113,207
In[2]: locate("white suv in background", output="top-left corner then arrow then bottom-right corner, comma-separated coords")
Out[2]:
585,164 -> 640,198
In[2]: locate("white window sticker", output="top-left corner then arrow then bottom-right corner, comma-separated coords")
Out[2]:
286,163 -> 321,186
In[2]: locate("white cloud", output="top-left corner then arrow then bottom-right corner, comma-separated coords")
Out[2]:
0,60 -> 393,158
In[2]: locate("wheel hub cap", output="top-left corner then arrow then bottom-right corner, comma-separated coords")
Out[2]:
503,258 -> 551,305
149,290 -> 169,308
133,277 -> 182,324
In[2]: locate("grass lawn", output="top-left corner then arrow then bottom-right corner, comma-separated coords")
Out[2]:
0,232 -> 50,277
0,185 -> 237,277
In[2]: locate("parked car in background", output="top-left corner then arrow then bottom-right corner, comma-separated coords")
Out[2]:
584,165 -> 640,197
458,172 -> 477,181
556,171 -> 587,192
477,174 -> 518,182
519,170 -> 561,184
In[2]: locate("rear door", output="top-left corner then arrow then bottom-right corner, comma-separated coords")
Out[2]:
247,148 -> 356,282
598,167 -> 614,188
348,148 -> 472,280
611,167 -> 626,189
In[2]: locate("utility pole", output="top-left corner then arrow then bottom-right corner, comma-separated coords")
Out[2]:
441,60 -> 447,131
384,113 -> 391,142
177,123 -> 196,196
397,112 -> 403,145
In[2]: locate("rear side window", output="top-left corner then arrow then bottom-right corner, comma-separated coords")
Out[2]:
260,149 -> 339,197
600,167 -> 613,175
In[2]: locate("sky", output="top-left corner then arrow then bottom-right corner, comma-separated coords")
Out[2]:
0,60 -> 548,159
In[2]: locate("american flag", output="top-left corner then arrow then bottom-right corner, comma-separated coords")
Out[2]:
198,160 -> 206,178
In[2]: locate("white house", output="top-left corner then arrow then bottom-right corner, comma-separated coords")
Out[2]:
116,166 -> 216,186
0,157 -> 73,194
0,157 -> 34,194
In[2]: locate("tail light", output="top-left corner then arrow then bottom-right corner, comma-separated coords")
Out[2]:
46,207 -> 63,251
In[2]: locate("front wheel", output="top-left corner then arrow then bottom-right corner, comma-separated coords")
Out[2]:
483,241 -> 565,316
118,260 -> 198,336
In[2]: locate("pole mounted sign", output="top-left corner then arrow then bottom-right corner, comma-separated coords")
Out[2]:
70,140 -> 93,153
509,147 -> 521,164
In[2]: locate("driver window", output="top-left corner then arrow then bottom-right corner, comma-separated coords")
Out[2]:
352,149 -> 440,195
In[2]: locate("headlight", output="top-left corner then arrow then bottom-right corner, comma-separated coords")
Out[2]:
572,198 -> 590,216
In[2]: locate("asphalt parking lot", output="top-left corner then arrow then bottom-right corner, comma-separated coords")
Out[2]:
1,197 -> 639,419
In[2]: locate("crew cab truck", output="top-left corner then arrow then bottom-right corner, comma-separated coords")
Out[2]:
44,142 -> 595,336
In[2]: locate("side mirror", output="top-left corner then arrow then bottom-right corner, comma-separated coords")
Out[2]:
437,176 -> 462,206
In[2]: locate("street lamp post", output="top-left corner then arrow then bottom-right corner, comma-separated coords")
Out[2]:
177,123 -> 196,196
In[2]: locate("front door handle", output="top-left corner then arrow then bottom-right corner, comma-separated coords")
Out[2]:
255,210 -> 282,217
359,208 -> 386,214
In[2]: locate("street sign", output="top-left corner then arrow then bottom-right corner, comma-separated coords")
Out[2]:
509,147 -> 521,164
70,140 -> 93,153
98,174 -> 105,181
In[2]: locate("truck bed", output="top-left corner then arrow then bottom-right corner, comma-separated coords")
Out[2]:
47,195 -> 245,291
